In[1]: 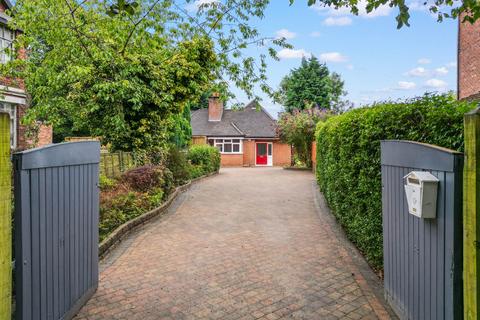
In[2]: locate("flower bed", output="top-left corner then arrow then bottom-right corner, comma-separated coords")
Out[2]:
99,145 -> 220,242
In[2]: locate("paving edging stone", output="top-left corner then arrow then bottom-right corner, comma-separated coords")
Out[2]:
283,166 -> 312,171
98,171 -> 219,258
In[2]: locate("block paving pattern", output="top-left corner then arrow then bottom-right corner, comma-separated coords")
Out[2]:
75,168 -> 394,319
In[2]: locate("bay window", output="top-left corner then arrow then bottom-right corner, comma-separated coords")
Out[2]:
208,138 -> 243,154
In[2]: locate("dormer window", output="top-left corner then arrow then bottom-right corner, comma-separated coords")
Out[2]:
0,24 -> 14,64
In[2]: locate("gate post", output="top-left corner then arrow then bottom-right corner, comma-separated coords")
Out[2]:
464,108 -> 480,319
0,114 -> 11,318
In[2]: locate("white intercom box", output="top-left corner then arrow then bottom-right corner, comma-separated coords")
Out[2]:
404,171 -> 439,219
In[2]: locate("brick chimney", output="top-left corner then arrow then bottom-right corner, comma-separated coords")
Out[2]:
208,93 -> 223,121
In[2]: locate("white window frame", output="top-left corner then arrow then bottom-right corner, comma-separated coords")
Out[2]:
0,102 -> 16,149
0,24 -> 15,64
208,137 -> 243,154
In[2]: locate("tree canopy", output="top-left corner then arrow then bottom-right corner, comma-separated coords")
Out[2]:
278,56 -> 347,113
277,108 -> 330,167
292,0 -> 480,28
1,0 -> 288,152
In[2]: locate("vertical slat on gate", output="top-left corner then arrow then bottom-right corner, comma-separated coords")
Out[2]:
40,168 -> 47,320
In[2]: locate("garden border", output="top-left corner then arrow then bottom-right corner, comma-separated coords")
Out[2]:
98,171 -> 219,258
282,167 -> 312,171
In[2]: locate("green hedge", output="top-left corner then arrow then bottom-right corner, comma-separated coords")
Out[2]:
315,94 -> 474,270
187,144 -> 221,178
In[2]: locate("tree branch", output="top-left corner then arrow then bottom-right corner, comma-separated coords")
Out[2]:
120,0 -> 162,55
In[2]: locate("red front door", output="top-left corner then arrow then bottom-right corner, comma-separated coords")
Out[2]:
256,143 -> 268,165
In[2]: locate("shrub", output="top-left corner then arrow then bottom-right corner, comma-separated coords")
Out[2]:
187,145 -> 221,175
121,165 -> 164,192
166,146 -> 190,185
188,164 -> 206,179
99,182 -> 166,241
99,174 -> 116,190
316,93 -> 475,270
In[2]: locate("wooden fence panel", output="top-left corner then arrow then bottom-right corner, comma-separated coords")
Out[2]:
99,152 -> 134,178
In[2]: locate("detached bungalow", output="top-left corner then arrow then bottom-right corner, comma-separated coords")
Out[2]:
191,94 -> 291,167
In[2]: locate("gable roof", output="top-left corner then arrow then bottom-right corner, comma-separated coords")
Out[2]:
191,101 -> 278,138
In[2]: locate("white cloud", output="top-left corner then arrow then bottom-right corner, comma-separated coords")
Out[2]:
408,1 -> 430,12
425,78 -> 448,88
397,81 -> 416,90
323,17 -> 353,26
186,0 -> 218,12
313,0 -> 392,18
360,4 -> 392,18
434,66 -> 449,76
418,58 -> 431,64
346,64 -> 354,70
406,67 -> 429,77
310,31 -> 322,37
319,52 -> 348,63
275,29 -> 297,40
277,48 -> 311,59
446,61 -> 457,68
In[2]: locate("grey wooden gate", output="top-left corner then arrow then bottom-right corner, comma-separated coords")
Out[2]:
14,141 -> 100,320
381,140 -> 463,320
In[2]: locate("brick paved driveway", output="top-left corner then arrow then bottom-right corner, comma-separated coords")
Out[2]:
76,168 -> 395,320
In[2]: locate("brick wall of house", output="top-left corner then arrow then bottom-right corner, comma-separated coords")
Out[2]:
15,105 -> 52,150
241,139 -> 291,167
458,16 -> 480,101
272,141 -> 291,167
242,140 -> 255,166
220,154 -> 244,166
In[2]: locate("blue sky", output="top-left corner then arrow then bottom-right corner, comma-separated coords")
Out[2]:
226,1 -> 458,118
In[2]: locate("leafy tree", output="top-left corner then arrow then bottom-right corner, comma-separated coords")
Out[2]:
278,56 -> 346,113
2,0 -> 288,153
277,108 -> 331,167
291,0 -> 480,28
168,103 -> 192,148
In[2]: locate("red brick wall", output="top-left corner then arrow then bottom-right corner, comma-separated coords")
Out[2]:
220,154 -> 243,167
272,141 -> 291,166
15,105 -> 52,150
242,139 -> 291,167
311,142 -> 317,170
243,140 -> 255,166
458,15 -> 480,101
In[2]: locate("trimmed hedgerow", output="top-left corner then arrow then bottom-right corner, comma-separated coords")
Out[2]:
315,93 -> 475,270
187,145 -> 221,176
